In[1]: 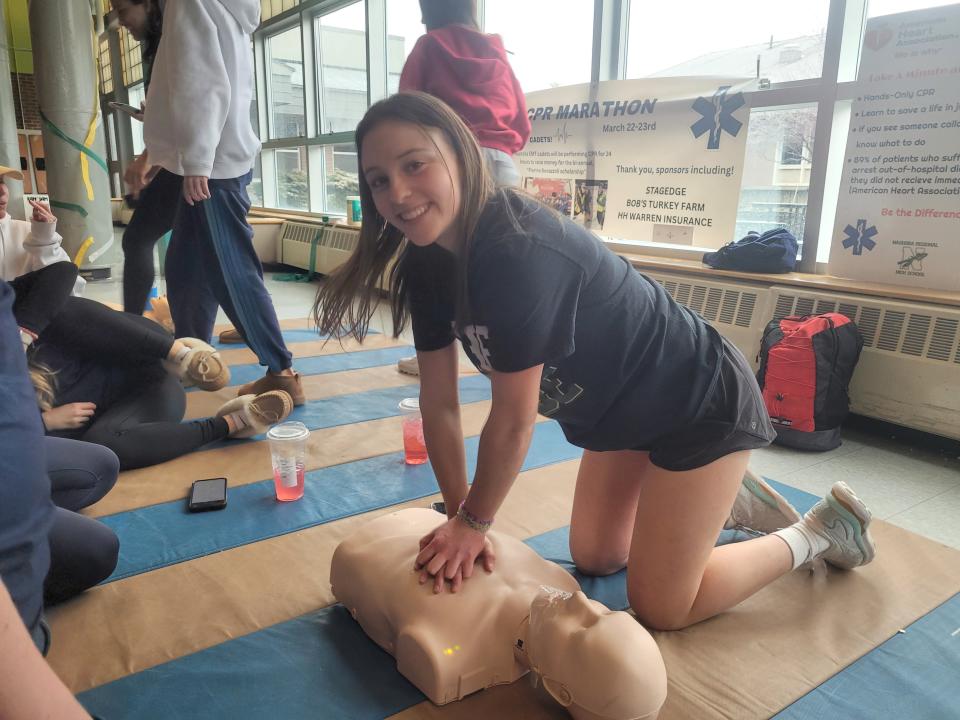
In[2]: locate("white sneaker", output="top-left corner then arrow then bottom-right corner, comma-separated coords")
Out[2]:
397,356 -> 420,376
803,481 -> 876,570
724,469 -> 802,535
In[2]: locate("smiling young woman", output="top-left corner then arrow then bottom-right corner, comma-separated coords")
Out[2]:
312,92 -> 876,631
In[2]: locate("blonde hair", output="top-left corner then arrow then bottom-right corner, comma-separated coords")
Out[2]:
313,92 -> 493,341
28,359 -> 57,411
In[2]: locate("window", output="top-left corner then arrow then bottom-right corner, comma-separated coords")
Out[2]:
868,0 -> 957,17
386,0 -> 425,94
275,146 -> 309,210
262,0 -> 300,23
98,36 -> 114,94
128,83 -> 146,155
627,1 -> 830,84
250,155 -> 264,207
735,105 -> 817,245
314,3 -> 368,135
119,27 -> 144,86
484,0 -> 593,92
779,138 -> 806,166
266,26 -> 306,139
308,143 -> 359,215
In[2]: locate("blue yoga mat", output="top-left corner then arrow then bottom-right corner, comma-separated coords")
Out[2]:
214,374 -> 490,446
774,591 -> 960,719
210,328 -> 325,349
103,421 -> 582,582
192,344 -> 416,390
209,328 -> 381,350
79,482 -> 846,720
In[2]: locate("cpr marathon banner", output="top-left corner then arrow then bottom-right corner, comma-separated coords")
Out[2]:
830,4 -> 960,291
515,77 -> 751,249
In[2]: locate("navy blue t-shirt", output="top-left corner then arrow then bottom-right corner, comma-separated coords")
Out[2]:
0,281 -> 53,635
406,190 -> 723,451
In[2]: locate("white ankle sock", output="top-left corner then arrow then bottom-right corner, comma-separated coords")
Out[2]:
773,522 -> 831,570
172,345 -> 190,365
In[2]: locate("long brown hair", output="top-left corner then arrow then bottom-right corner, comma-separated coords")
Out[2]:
313,92 -> 493,341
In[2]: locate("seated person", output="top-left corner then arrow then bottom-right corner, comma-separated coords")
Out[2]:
331,508 -> 667,720
44,437 -> 121,605
29,298 -> 293,470
0,166 -> 83,350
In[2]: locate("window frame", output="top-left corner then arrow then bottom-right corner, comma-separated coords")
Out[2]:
250,0 -> 882,272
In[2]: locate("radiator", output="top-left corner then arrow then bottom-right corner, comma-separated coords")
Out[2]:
643,270 -> 960,440
279,221 -> 359,276
769,286 -> 960,440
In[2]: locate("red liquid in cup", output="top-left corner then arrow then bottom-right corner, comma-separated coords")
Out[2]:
402,417 -> 428,465
273,462 -> 305,501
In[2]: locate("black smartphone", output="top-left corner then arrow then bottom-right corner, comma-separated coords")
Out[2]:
188,478 -> 228,512
430,501 -> 446,515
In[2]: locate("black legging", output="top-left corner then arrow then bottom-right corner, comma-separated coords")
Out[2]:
76,368 -> 229,470
122,168 -> 182,314
40,303 -> 230,470
10,261 -> 78,336
43,295 -> 174,360
40,431 -> 121,605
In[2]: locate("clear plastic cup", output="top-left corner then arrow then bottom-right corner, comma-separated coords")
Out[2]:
398,398 -> 428,465
267,421 -> 309,501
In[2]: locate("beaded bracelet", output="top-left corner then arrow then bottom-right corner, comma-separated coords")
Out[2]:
456,500 -> 494,533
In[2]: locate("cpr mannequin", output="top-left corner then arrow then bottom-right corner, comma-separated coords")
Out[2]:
330,508 -> 667,720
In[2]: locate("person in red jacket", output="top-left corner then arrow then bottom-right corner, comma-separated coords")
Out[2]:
397,0 -> 530,376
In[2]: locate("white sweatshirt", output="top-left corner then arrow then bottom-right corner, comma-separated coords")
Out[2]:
143,0 -> 261,179
0,214 -> 85,294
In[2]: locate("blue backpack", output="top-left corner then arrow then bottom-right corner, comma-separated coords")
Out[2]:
702,228 -> 799,273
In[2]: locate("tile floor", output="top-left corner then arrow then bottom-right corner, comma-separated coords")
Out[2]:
84,258 -> 960,551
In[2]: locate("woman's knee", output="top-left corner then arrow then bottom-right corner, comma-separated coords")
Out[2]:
627,586 -> 695,631
570,541 -> 628,577
46,437 -> 120,509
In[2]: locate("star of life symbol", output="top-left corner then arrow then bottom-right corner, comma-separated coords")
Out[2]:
690,86 -> 745,150
841,219 -> 878,256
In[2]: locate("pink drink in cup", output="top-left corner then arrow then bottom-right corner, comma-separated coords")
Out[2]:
398,398 -> 428,465
267,421 -> 309,501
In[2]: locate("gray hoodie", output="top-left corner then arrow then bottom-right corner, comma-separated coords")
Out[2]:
144,0 -> 261,179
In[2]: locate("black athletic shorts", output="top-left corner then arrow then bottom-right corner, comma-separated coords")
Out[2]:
647,337 -> 776,472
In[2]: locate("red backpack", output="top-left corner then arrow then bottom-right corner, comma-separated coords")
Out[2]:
756,313 -> 864,451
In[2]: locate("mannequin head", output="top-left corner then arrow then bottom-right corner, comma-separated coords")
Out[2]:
526,588 -> 667,720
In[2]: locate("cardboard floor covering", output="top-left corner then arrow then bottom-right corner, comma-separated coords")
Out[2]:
49,319 -> 960,718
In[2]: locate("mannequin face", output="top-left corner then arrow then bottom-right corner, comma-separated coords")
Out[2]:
527,588 -> 667,720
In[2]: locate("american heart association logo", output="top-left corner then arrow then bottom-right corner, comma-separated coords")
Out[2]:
864,25 -> 893,51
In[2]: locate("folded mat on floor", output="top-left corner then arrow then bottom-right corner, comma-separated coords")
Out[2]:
103,422 -> 581,581
197,344 -> 414,389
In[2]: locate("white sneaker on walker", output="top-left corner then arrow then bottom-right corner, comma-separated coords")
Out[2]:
397,356 -> 420,376
804,481 -> 877,570
724,469 -> 802,535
